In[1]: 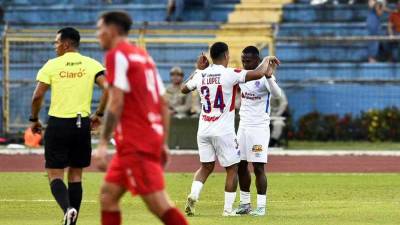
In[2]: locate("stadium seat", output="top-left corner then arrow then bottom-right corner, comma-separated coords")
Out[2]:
282,4 -> 390,23
277,23 -> 389,37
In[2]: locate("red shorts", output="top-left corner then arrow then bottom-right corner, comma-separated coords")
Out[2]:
105,152 -> 165,196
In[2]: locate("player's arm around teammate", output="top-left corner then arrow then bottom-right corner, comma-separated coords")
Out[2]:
181,53 -> 280,94
180,43 -> 280,217
30,27 -> 106,225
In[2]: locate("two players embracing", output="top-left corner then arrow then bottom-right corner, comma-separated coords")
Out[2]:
182,42 -> 282,216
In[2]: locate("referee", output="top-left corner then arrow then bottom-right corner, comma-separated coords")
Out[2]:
30,27 -> 107,225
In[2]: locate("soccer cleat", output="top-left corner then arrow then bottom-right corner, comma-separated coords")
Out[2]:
235,203 -> 252,215
63,207 -> 77,225
222,209 -> 240,217
249,207 -> 266,216
184,196 -> 197,216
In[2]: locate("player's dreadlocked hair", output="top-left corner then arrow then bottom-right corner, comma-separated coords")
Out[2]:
242,46 -> 260,57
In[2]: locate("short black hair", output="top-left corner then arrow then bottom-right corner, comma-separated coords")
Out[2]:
210,42 -> 229,60
242,46 -> 260,57
100,11 -> 132,35
57,27 -> 80,48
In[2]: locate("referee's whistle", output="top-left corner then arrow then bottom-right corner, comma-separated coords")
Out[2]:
76,113 -> 82,128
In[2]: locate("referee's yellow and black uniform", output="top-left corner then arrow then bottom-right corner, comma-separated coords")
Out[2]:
37,52 -> 104,168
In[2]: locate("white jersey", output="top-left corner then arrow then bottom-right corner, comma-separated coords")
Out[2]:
186,64 -> 247,136
239,76 -> 280,127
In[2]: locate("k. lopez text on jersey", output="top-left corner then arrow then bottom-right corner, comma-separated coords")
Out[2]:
202,75 -> 221,85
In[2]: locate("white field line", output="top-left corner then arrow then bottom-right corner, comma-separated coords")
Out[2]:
1,148 -> 400,156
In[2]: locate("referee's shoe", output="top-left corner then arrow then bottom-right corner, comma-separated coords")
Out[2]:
63,208 -> 77,225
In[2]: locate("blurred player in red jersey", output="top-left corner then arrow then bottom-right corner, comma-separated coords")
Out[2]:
93,11 -> 189,225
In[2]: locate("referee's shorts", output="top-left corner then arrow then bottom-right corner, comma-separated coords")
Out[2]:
44,116 -> 92,169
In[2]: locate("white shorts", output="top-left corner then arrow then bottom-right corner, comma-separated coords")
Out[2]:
197,133 -> 240,167
237,126 -> 270,163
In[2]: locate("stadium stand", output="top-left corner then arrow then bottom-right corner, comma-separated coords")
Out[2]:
1,0 -> 400,134
2,0 -> 243,79
275,2 -> 400,121
0,0 -> 244,133
4,0 -> 239,24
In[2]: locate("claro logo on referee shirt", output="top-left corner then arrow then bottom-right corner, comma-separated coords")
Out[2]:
59,68 -> 86,78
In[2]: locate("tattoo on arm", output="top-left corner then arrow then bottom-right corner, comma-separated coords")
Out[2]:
100,110 -> 118,141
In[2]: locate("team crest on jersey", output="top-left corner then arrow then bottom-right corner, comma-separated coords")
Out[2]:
255,81 -> 261,88
252,145 -> 263,152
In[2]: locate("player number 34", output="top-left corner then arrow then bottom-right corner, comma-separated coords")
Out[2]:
200,85 -> 225,113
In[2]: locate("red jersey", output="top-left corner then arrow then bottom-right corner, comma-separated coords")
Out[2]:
105,41 -> 165,156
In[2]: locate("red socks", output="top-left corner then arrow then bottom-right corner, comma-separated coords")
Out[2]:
161,208 -> 189,225
101,208 -> 187,225
101,211 -> 121,225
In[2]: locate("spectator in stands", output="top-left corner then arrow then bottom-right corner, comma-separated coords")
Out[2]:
166,0 -> 211,22
367,0 -> 385,63
166,0 -> 184,21
165,66 -> 193,118
388,0 -> 400,61
269,89 -> 289,147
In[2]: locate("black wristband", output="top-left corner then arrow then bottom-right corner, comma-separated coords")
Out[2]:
29,116 -> 39,122
95,111 -> 104,117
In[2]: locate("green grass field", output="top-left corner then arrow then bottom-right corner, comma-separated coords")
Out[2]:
0,173 -> 399,225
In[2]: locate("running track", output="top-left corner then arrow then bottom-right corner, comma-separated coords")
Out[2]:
1,153 -> 400,172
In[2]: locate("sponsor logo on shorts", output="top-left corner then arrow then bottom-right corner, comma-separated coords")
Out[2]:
255,153 -> 261,158
252,145 -> 263,152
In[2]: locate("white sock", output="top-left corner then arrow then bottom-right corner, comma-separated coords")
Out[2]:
240,191 -> 251,205
224,192 -> 237,212
257,194 -> 266,208
189,181 -> 203,201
